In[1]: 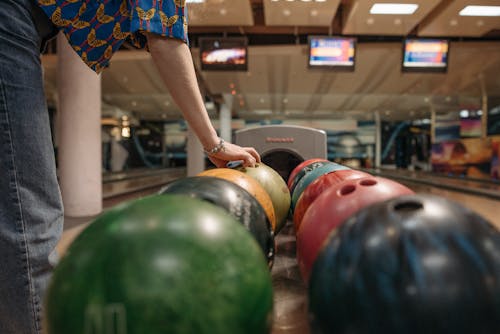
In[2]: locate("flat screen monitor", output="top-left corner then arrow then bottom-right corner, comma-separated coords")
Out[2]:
308,36 -> 356,70
199,37 -> 248,71
402,38 -> 449,73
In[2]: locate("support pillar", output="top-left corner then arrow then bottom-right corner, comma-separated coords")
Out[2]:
479,74 -> 488,138
186,126 -> 205,176
374,111 -> 381,168
220,94 -> 233,143
57,34 -> 102,217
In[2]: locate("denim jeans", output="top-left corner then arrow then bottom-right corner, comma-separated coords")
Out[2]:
0,1 -> 63,333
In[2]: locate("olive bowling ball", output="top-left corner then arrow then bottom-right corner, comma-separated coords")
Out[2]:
237,163 -> 291,233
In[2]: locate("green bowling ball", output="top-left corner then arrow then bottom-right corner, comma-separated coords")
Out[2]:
45,195 -> 274,334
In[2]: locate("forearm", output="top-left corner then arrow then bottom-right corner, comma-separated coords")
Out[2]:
147,35 -> 219,150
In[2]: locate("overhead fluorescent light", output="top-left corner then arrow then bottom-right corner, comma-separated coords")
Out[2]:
186,0 -> 204,3
370,3 -> 419,15
459,6 -> 500,17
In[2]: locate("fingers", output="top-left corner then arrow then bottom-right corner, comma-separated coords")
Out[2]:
245,147 -> 261,163
242,154 -> 257,168
207,142 -> 260,168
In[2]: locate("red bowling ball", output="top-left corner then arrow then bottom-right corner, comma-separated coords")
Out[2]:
296,176 -> 414,282
293,169 -> 372,232
287,158 -> 330,192
287,158 -> 329,189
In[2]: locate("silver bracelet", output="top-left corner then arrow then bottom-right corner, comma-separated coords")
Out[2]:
204,138 -> 225,155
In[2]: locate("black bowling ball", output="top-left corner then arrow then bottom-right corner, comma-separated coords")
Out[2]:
159,176 -> 275,267
309,194 -> 500,334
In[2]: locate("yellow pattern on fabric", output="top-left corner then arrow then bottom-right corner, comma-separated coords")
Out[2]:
39,0 -> 56,5
87,29 -> 107,48
174,0 -> 186,7
136,7 -> 156,21
104,45 -> 113,59
112,23 -> 130,40
119,1 -> 131,18
97,4 -> 114,24
77,2 -> 86,16
51,7 -> 71,27
72,19 -> 89,30
159,12 -> 178,27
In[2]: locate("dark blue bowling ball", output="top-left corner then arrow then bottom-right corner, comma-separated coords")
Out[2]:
309,194 -> 500,334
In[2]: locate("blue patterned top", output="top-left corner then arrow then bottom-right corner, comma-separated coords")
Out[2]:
37,0 -> 189,73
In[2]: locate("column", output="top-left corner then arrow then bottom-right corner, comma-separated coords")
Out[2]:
220,94 -> 234,143
186,126 -> 205,176
479,74 -> 488,138
374,111 -> 381,168
57,34 -> 102,217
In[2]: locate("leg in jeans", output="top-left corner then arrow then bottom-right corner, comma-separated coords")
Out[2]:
0,1 -> 63,333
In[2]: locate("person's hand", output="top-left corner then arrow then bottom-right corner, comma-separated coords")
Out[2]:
206,141 -> 260,168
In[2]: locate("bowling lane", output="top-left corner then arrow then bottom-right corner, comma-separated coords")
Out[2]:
271,222 -> 309,334
368,169 -> 500,229
103,167 -> 186,199
58,168 -> 186,255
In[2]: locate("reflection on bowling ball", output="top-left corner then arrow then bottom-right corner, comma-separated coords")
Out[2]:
309,194 -> 500,334
297,177 -> 414,282
293,169 -> 371,232
290,163 -> 350,213
237,163 -> 291,234
45,195 -> 273,334
159,176 -> 275,266
287,159 -> 332,195
198,168 -> 277,231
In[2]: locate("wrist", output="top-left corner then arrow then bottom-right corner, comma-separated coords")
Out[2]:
204,138 -> 225,155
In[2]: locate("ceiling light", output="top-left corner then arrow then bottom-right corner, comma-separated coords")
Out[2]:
315,0 -> 327,2
459,6 -> 500,17
186,0 -> 204,3
370,3 -> 418,15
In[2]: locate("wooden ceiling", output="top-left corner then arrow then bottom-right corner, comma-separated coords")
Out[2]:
42,0 -> 500,122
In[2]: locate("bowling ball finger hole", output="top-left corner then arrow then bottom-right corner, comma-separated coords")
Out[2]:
359,179 -> 377,186
394,201 -> 423,213
340,184 -> 356,196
